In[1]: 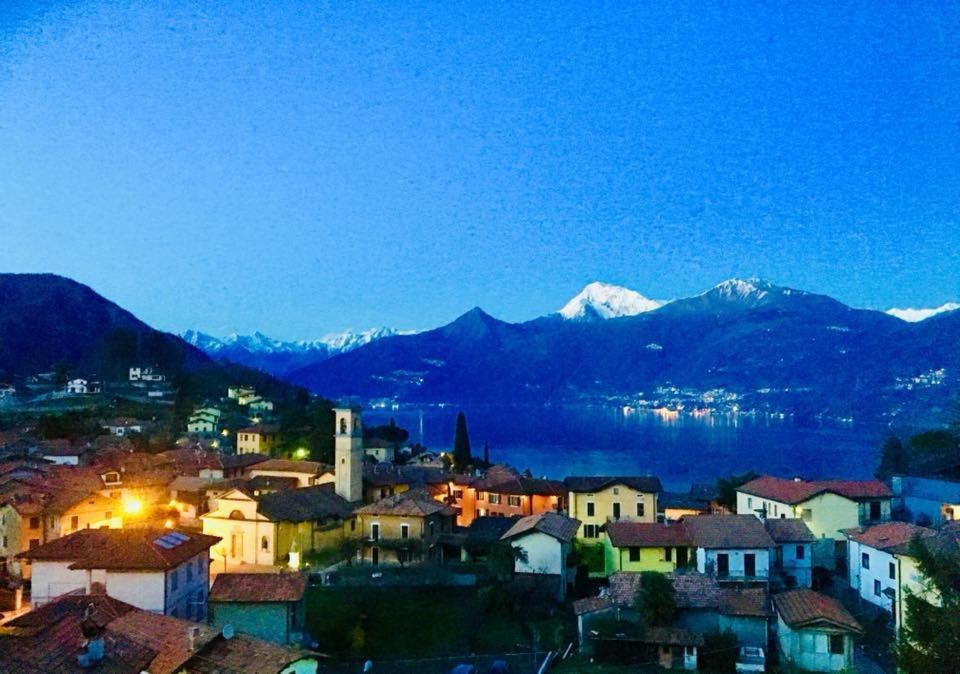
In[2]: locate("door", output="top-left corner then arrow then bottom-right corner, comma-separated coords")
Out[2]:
612,503 -> 621,520
372,547 -> 380,566
677,547 -> 689,567
716,553 -> 729,577
744,553 -> 756,577
230,533 -> 243,559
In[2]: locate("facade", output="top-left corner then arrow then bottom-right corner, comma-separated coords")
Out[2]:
209,572 -> 307,644
248,459 -> 335,488
501,511 -> 580,601
187,413 -> 219,434
565,476 -> 662,543
20,528 -> 218,620
844,521 -> 934,615
352,489 -> 456,566
683,515 -> 774,581
765,518 -> 816,588
203,485 -> 353,568
129,366 -> 165,382
65,378 -> 98,394
773,589 -> 862,672
603,520 -> 694,575
892,475 -> 960,525
434,466 -> 565,527
364,443 -> 396,463
237,424 -> 283,455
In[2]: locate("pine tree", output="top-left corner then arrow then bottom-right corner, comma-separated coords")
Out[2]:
876,435 -> 910,480
452,411 -> 472,467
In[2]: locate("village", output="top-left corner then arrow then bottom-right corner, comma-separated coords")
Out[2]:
0,375 -> 957,674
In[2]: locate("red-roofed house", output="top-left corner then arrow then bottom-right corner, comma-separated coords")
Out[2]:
19,527 -> 219,620
774,588 -> 862,672
209,572 -> 307,644
603,521 -> 694,575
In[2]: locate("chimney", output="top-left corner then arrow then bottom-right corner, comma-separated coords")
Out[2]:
187,625 -> 201,651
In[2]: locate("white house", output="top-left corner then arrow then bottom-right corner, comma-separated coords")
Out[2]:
683,515 -> 774,581
500,511 -> 580,600
843,521 -> 934,615
102,418 -> 146,436
20,527 -> 220,621
65,378 -> 100,395
765,518 -> 816,588
774,589 -> 862,672
129,367 -> 165,382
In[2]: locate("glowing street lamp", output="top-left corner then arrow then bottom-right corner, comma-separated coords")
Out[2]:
294,448 -> 309,460
123,498 -> 143,516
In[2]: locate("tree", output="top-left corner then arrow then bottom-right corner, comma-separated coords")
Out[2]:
895,534 -> 960,672
487,541 -> 527,582
452,411 -> 472,467
632,571 -> 676,627
876,435 -> 910,480
715,471 -> 758,512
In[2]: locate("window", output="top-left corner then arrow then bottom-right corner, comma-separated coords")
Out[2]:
477,492 -> 485,502
874,579 -> 881,597
829,634 -> 844,655
586,502 -> 595,517
2,536 -> 7,548
29,517 -> 39,529
350,518 -> 356,531
869,501 -> 882,520
629,548 -> 640,562
796,545 -> 805,560
862,552 -> 870,569
889,562 -> 896,580
636,501 -> 645,517
747,497 -> 753,509
105,511 -> 112,521
171,569 -> 179,591
664,547 -> 673,562
613,487 -> 619,495
261,536 -> 269,552
71,516 -> 79,530
488,494 -> 501,505
371,523 -> 380,541
453,489 -> 463,499
507,495 -> 521,508
583,524 -> 598,539
612,503 -> 621,520
401,524 -> 409,539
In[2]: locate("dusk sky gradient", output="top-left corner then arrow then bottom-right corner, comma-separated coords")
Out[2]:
1,1 -> 958,339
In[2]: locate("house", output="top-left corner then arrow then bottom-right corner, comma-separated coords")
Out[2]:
248,458 -> 335,488
129,366 -> 165,382
203,484 -> 353,568
773,588 -> 863,672
228,385 -> 257,399
566,475 -> 662,543
102,417 -> 147,436
0,592 -> 320,674
168,475 -> 219,524
843,521 -> 935,615
351,489 -> 457,566
248,397 -> 275,415
38,439 -> 86,465
363,463 -> 449,504
670,572 -> 770,649
893,522 -> 959,634
221,452 -> 271,478
237,424 -> 283,455
736,475 -> 892,539
65,378 -> 100,394
458,515 -> 521,562
500,511 -> 580,601
603,520 -> 694,575
364,442 -> 396,463
682,515 -> 774,582
460,466 -> 565,525
209,572 -> 307,645
891,474 -> 960,525
187,412 -> 220,435
19,527 -> 219,619
765,518 -> 816,588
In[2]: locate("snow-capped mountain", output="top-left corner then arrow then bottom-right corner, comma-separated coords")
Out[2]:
559,282 -> 663,320
886,302 -> 960,322
182,327 -> 410,376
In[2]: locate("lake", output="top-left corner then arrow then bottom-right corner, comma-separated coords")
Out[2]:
364,404 -> 887,491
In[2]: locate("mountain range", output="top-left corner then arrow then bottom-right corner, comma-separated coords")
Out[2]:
278,279 -> 960,424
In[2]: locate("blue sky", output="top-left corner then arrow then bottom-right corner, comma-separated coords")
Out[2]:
1,1 -> 958,339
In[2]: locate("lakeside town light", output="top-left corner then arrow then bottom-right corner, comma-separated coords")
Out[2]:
122,498 -> 143,516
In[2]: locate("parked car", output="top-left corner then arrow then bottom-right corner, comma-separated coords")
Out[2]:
735,646 -> 765,672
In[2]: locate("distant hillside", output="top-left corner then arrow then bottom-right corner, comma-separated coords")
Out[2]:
288,279 -> 960,423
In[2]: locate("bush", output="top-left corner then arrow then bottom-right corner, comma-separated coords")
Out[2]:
700,629 -> 738,673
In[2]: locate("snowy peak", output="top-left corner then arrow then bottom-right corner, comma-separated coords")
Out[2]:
181,327 -> 408,356
886,302 -> 960,322
559,282 -> 663,320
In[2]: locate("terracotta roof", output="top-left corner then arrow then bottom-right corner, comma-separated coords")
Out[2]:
249,459 -> 331,475
669,571 -> 723,609
18,528 -> 220,570
363,463 -> 450,487
220,453 -> 270,469
738,475 -> 892,505
106,610 -> 218,674
210,573 -> 307,603
501,511 -> 581,543
354,488 -> 456,517
718,588 -> 770,617
564,475 -> 663,494
257,483 -> 354,521
475,473 -> 566,497
0,594 -> 155,673
764,518 -> 816,543
464,516 -> 522,549
158,448 -> 223,473
572,595 -> 613,615
609,571 -> 769,618
185,633 -> 315,674
773,589 -> 863,633
843,521 -> 935,554
682,514 -> 775,549
608,572 -> 645,606
606,521 -> 692,548
246,475 -> 300,492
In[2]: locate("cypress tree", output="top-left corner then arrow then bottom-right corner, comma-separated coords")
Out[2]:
452,411 -> 472,467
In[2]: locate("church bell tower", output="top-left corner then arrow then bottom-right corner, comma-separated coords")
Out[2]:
334,406 -> 363,502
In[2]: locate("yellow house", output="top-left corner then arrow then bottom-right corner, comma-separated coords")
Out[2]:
237,425 -> 283,455
565,476 -> 662,543
351,489 -> 456,566
603,520 -> 694,575
202,484 -> 352,569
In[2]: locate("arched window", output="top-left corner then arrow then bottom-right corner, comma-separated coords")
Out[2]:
229,510 -> 244,520
339,418 -> 347,434
261,536 -> 269,552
